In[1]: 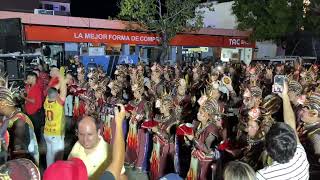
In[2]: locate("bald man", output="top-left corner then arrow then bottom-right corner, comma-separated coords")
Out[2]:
68,116 -> 110,180
68,116 -> 127,180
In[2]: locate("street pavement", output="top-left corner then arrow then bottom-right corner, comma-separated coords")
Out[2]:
125,167 -> 150,180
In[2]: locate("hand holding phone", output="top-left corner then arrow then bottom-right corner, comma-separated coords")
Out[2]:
272,75 -> 286,93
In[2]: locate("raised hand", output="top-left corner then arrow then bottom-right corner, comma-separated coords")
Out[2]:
114,104 -> 126,124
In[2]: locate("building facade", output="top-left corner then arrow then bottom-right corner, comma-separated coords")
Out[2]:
0,8 -> 254,65
199,1 -> 278,61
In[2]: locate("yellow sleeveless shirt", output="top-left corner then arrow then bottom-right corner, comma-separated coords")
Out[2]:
44,97 -> 65,136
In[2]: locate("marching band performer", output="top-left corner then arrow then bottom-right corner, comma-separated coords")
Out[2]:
186,93 -> 223,180
125,70 -> 152,173
150,90 -> 177,180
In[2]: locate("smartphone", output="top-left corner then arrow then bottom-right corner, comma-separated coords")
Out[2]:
272,75 -> 286,93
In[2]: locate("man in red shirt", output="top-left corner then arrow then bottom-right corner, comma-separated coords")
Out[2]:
22,72 -> 44,142
32,69 -> 45,98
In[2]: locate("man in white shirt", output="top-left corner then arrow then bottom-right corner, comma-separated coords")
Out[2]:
256,82 -> 309,180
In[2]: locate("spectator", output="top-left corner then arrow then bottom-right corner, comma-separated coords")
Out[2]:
68,116 -> 109,180
224,161 -> 255,180
22,72 -> 44,143
256,82 -> 309,180
43,104 -> 126,180
43,76 -> 67,167
69,114 -> 127,180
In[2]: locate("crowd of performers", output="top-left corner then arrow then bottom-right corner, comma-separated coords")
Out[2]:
0,59 -> 320,180
69,60 -> 320,179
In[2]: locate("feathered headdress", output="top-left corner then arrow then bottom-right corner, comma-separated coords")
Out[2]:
0,86 -> 17,107
96,78 -> 109,94
158,89 -> 173,109
131,70 -> 144,94
108,79 -> 123,94
300,66 -> 316,84
115,65 -> 128,78
137,61 -> 145,74
248,86 -> 262,98
248,95 -> 282,138
205,80 -> 230,100
288,80 -> 303,95
0,71 -> 20,107
304,92 -> 320,114
202,98 -> 223,122
151,63 -> 163,76
87,70 -> 99,82
175,75 -> 189,90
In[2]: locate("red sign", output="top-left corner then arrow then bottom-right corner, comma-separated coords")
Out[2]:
25,25 -> 160,45
171,34 -> 224,47
223,37 -> 254,48
24,25 -> 255,48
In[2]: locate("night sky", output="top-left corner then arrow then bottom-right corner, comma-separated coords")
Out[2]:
70,0 -> 120,19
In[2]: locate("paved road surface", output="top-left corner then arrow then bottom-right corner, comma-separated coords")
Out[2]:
125,167 -> 149,180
